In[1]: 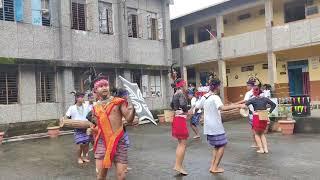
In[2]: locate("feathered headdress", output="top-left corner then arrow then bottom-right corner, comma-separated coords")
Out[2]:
247,74 -> 262,88
208,74 -> 221,91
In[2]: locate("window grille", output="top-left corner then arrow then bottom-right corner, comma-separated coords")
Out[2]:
0,67 -> 18,104
71,0 -> 86,31
36,67 -> 56,103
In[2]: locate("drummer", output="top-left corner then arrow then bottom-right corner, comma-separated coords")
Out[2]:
65,92 -> 92,164
195,78 -> 244,174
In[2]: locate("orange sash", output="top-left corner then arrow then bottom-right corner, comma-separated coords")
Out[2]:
93,97 -> 125,168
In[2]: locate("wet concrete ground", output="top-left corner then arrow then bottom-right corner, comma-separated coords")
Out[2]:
1,120 -> 320,180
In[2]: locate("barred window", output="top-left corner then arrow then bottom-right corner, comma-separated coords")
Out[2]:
36,67 -> 56,103
0,67 -> 18,105
99,1 -> 113,34
147,12 -> 158,40
128,9 -> 138,38
0,0 -> 14,21
71,0 -> 86,31
149,71 -> 161,97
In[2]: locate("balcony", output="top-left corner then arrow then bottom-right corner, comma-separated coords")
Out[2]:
272,16 -> 320,51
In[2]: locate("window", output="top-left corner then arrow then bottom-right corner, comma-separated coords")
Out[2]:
238,13 -> 251,21
41,0 -> 50,26
171,29 -> 180,48
147,12 -> 158,40
284,1 -> 305,23
0,66 -> 18,105
71,0 -> 86,31
149,71 -> 161,97
262,64 -> 268,69
36,67 -> 55,103
0,0 -> 14,21
99,1 -> 113,34
128,9 -> 138,38
131,70 -> 142,88
185,26 -> 194,45
241,65 -> 254,72
198,25 -> 211,42
306,6 -> 318,16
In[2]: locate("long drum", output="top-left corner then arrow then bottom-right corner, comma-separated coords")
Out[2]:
60,117 -> 92,129
221,108 -> 248,123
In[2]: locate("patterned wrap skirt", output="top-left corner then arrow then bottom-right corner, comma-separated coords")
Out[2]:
172,115 -> 189,140
94,133 -> 129,165
252,114 -> 268,132
190,113 -> 201,126
207,133 -> 228,148
74,129 -> 91,144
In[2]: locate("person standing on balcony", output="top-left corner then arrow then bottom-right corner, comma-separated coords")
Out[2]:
245,86 -> 276,154
196,78 -> 245,174
171,78 -> 189,175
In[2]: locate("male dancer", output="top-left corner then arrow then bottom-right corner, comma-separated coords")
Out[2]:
88,75 -> 136,180
196,78 -> 244,173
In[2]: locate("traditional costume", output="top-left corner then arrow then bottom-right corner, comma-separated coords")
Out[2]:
171,79 -> 189,140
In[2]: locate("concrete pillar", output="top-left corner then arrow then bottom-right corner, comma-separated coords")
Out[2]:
61,68 -> 74,112
161,0 -> 173,66
87,0 -> 99,32
179,27 -> 186,47
216,15 -> 224,39
195,70 -> 201,87
116,0 -> 129,63
57,0 -> 72,61
265,0 -> 277,87
194,26 -> 199,43
218,61 -> 227,102
182,66 -> 188,86
123,70 -> 131,81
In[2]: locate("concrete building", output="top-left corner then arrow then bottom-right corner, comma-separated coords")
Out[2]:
171,0 -> 320,105
0,0 -> 173,126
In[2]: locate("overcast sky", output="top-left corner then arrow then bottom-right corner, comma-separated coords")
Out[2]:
170,0 -> 229,19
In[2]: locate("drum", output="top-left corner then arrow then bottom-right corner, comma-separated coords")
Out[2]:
221,108 -> 248,122
59,117 -> 92,129
164,110 -> 175,123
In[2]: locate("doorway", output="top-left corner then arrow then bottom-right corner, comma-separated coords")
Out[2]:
288,60 -> 310,96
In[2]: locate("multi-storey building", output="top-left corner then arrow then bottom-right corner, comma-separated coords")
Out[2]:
171,0 -> 320,104
0,0 -> 173,127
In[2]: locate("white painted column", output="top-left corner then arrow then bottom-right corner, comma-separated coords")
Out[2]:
179,27 -> 186,47
87,0 -> 99,32
216,15 -> 224,39
265,0 -> 277,87
194,26 -> 199,43
183,66 -> 188,86
216,15 -> 226,101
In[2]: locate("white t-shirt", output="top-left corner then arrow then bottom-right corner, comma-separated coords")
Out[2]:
261,90 -> 271,98
196,93 -> 224,135
65,104 -> 91,121
244,89 -> 254,117
191,97 -> 202,114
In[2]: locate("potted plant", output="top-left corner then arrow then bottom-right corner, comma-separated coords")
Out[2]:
47,120 -> 60,138
278,108 -> 296,135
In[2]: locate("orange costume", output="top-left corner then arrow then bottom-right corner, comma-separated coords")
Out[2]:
93,97 -> 127,168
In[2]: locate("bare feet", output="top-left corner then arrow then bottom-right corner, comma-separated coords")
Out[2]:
82,157 -> 90,163
210,168 -> 224,174
257,150 -> 265,154
173,167 -> 188,175
78,158 -> 84,164
193,135 -> 200,139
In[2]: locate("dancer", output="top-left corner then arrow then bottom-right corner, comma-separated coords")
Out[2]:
89,75 -> 136,180
196,78 -> 244,174
188,91 -> 201,139
245,86 -> 276,153
171,78 -> 189,175
65,92 -> 92,164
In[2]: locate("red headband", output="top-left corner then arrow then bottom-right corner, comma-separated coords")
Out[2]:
175,80 -> 186,88
94,79 -> 109,91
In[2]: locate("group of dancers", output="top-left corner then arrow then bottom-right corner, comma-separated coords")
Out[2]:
169,66 -> 277,175
64,66 -> 277,179
64,74 -> 137,180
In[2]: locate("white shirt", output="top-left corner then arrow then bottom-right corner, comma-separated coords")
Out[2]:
65,104 -> 91,121
191,97 -> 202,114
261,90 -> 271,98
244,89 -> 254,117
196,93 -> 224,135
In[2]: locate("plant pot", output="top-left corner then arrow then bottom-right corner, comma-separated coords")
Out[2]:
47,126 -> 60,138
278,120 -> 296,135
157,114 -> 165,123
0,132 -> 4,144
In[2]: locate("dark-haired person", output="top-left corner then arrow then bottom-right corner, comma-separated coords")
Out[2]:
171,78 -> 189,175
196,79 -> 244,174
65,92 -> 92,164
245,86 -> 276,154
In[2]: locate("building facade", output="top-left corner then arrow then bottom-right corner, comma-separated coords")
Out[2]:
0,0 -> 173,125
171,0 -> 320,104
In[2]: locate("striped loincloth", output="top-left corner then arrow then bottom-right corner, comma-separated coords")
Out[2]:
207,133 -> 228,148
74,129 -> 91,144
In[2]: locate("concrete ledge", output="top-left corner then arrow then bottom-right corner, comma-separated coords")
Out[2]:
294,117 -> 320,133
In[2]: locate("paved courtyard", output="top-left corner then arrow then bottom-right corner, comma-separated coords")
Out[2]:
0,120 -> 320,180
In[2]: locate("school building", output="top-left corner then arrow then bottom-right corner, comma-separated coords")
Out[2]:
0,0 -> 173,129
171,0 -> 320,105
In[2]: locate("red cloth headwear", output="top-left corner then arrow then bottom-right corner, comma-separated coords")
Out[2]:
253,86 -> 262,97
175,79 -> 186,88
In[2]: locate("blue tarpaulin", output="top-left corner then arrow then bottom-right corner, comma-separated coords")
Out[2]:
15,0 -> 24,22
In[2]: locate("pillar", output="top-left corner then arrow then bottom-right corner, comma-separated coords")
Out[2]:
195,71 -> 201,87
218,61 -> 227,102
265,0 -> 277,87
179,27 -> 186,47
87,0 -> 99,32
194,26 -> 199,43
61,68 -> 75,112
182,66 -> 188,86
116,0 -> 129,63
216,15 -> 224,39
123,70 -> 131,81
